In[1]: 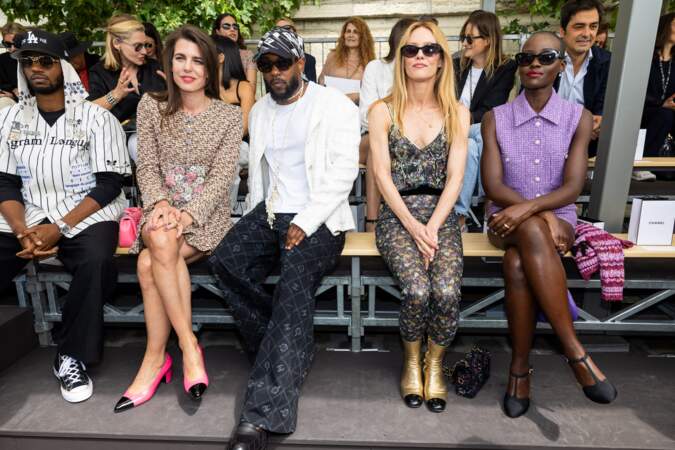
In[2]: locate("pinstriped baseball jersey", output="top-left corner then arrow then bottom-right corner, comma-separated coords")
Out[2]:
0,101 -> 131,237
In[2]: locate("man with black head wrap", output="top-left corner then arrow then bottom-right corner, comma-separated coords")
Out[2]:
209,27 -> 359,450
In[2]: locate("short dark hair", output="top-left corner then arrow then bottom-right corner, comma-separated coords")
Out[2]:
528,31 -> 566,54
560,0 -> 604,30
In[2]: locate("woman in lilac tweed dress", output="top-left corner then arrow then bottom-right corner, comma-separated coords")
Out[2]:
481,32 -> 617,418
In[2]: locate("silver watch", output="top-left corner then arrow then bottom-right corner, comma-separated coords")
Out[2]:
55,219 -> 71,235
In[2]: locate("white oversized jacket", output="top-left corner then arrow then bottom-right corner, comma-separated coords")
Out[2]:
245,83 -> 360,236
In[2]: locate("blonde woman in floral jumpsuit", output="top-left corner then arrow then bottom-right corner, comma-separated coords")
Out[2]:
369,21 -> 469,414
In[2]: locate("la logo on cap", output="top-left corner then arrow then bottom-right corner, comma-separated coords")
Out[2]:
25,31 -> 39,45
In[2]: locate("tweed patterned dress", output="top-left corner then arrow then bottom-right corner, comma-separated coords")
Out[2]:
132,94 -> 243,253
375,107 -> 464,346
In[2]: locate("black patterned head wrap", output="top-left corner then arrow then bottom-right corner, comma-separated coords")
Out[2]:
254,26 -> 305,61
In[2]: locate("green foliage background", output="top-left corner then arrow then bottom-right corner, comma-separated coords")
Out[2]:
0,0 -> 302,40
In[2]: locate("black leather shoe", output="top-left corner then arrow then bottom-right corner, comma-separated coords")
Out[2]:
114,396 -> 134,413
503,369 -> 532,418
426,397 -> 446,413
567,354 -> 617,404
228,422 -> 268,450
188,383 -> 207,400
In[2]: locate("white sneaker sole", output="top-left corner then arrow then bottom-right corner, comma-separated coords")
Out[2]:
53,368 -> 94,403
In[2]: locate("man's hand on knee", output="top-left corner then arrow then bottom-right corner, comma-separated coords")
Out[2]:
285,224 -> 306,250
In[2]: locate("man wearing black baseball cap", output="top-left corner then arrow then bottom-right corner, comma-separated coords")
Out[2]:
0,28 -> 130,403
59,31 -> 100,91
210,27 -> 359,450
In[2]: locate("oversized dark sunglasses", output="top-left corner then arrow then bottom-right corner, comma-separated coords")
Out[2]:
515,50 -> 564,67
256,57 -> 295,73
18,55 -> 60,69
401,43 -> 443,58
221,23 -> 240,31
459,34 -> 484,45
2,40 -> 15,49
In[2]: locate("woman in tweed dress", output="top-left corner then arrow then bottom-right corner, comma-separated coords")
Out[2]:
481,32 -> 616,419
114,26 -> 242,412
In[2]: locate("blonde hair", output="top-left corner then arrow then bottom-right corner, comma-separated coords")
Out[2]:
333,17 -> 375,68
459,10 -> 506,79
382,21 -> 461,145
103,14 -> 145,71
1,22 -> 26,36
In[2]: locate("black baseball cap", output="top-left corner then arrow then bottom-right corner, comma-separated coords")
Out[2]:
59,32 -> 92,56
12,29 -> 69,60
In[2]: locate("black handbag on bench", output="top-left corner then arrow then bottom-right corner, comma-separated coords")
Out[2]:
443,346 -> 491,398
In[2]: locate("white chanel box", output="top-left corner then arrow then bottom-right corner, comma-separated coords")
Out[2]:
628,198 -> 675,246
634,129 -> 646,161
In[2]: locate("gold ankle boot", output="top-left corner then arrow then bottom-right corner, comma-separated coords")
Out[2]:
424,340 -> 448,413
400,339 -> 424,408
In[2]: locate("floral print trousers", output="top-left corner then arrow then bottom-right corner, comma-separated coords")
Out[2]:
376,195 -> 463,347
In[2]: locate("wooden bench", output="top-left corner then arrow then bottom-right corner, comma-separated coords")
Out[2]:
588,157 -> 675,171
20,232 -> 675,352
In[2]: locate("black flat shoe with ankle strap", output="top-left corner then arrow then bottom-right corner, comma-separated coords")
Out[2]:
567,353 -> 617,404
503,368 -> 532,418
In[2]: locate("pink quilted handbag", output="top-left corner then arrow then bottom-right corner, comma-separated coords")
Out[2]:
118,207 -> 142,248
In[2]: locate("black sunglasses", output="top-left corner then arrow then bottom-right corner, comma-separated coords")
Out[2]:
401,44 -> 443,58
256,57 -> 295,73
18,55 -> 60,69
2,40 -> 15,49
280,24 -> 297,33
459,34 -> 484,45
221,23 -> 240,31
515,50 -> 564,67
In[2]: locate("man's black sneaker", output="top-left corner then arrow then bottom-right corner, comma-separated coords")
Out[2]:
52,353 -> 93,403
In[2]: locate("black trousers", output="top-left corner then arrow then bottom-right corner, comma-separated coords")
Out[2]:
209,203 -> 345,434
0,221 -> 118,365
641,106 -> 675,157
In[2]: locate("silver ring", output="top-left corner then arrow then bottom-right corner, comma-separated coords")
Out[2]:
503,223 -> 510,229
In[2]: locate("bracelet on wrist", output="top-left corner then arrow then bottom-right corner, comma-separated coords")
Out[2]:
105,91 -> 119,107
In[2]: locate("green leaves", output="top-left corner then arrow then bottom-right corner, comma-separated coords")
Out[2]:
0,0 -> 303,41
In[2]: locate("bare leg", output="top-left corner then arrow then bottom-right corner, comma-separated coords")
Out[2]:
124,248 -> 172,395
362,135 -> 381,232
144,227 -> 205,382
494,216 -> 607,387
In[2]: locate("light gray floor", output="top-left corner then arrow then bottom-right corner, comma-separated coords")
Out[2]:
0,335 -> 674,450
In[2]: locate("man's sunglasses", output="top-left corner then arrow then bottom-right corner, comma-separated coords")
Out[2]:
18,55 -> 60,69
256,57 -> 295,73
515,50 -> 564,67
401,44 -> 443,58
2,40 -> 15,49
459,34 -> 484,45
221,23 -> 240,31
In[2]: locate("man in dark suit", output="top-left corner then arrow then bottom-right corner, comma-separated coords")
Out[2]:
0,22 -> 27,108
555,0 -> 611,156
275,18 -> 317,83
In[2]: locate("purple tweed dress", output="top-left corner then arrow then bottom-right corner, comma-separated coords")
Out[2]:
487,90 -> 583,227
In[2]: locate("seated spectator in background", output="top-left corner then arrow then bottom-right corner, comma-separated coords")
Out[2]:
319,17 -> 375,104
143,22 -> 163,60
639,12 -> 675,181
0,22 -> 26,109
209,27 -> 358,450
88,15 -> 165,123
114,25 -> 242,413
213,35 -> 254,208
453,10 -> 517,230
276,17 -> 317,83
0,30 -> 130,403
482,31 -> 616,419
595,22 -> 609,49
556,0 -> 610,157
59,32 -> 100,91
369,20 -> 469,413
360,17 -> 415,230
212,13 -> 257,87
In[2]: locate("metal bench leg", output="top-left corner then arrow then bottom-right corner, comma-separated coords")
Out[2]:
25,262 -> 53,346
350,256 -> 362,352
